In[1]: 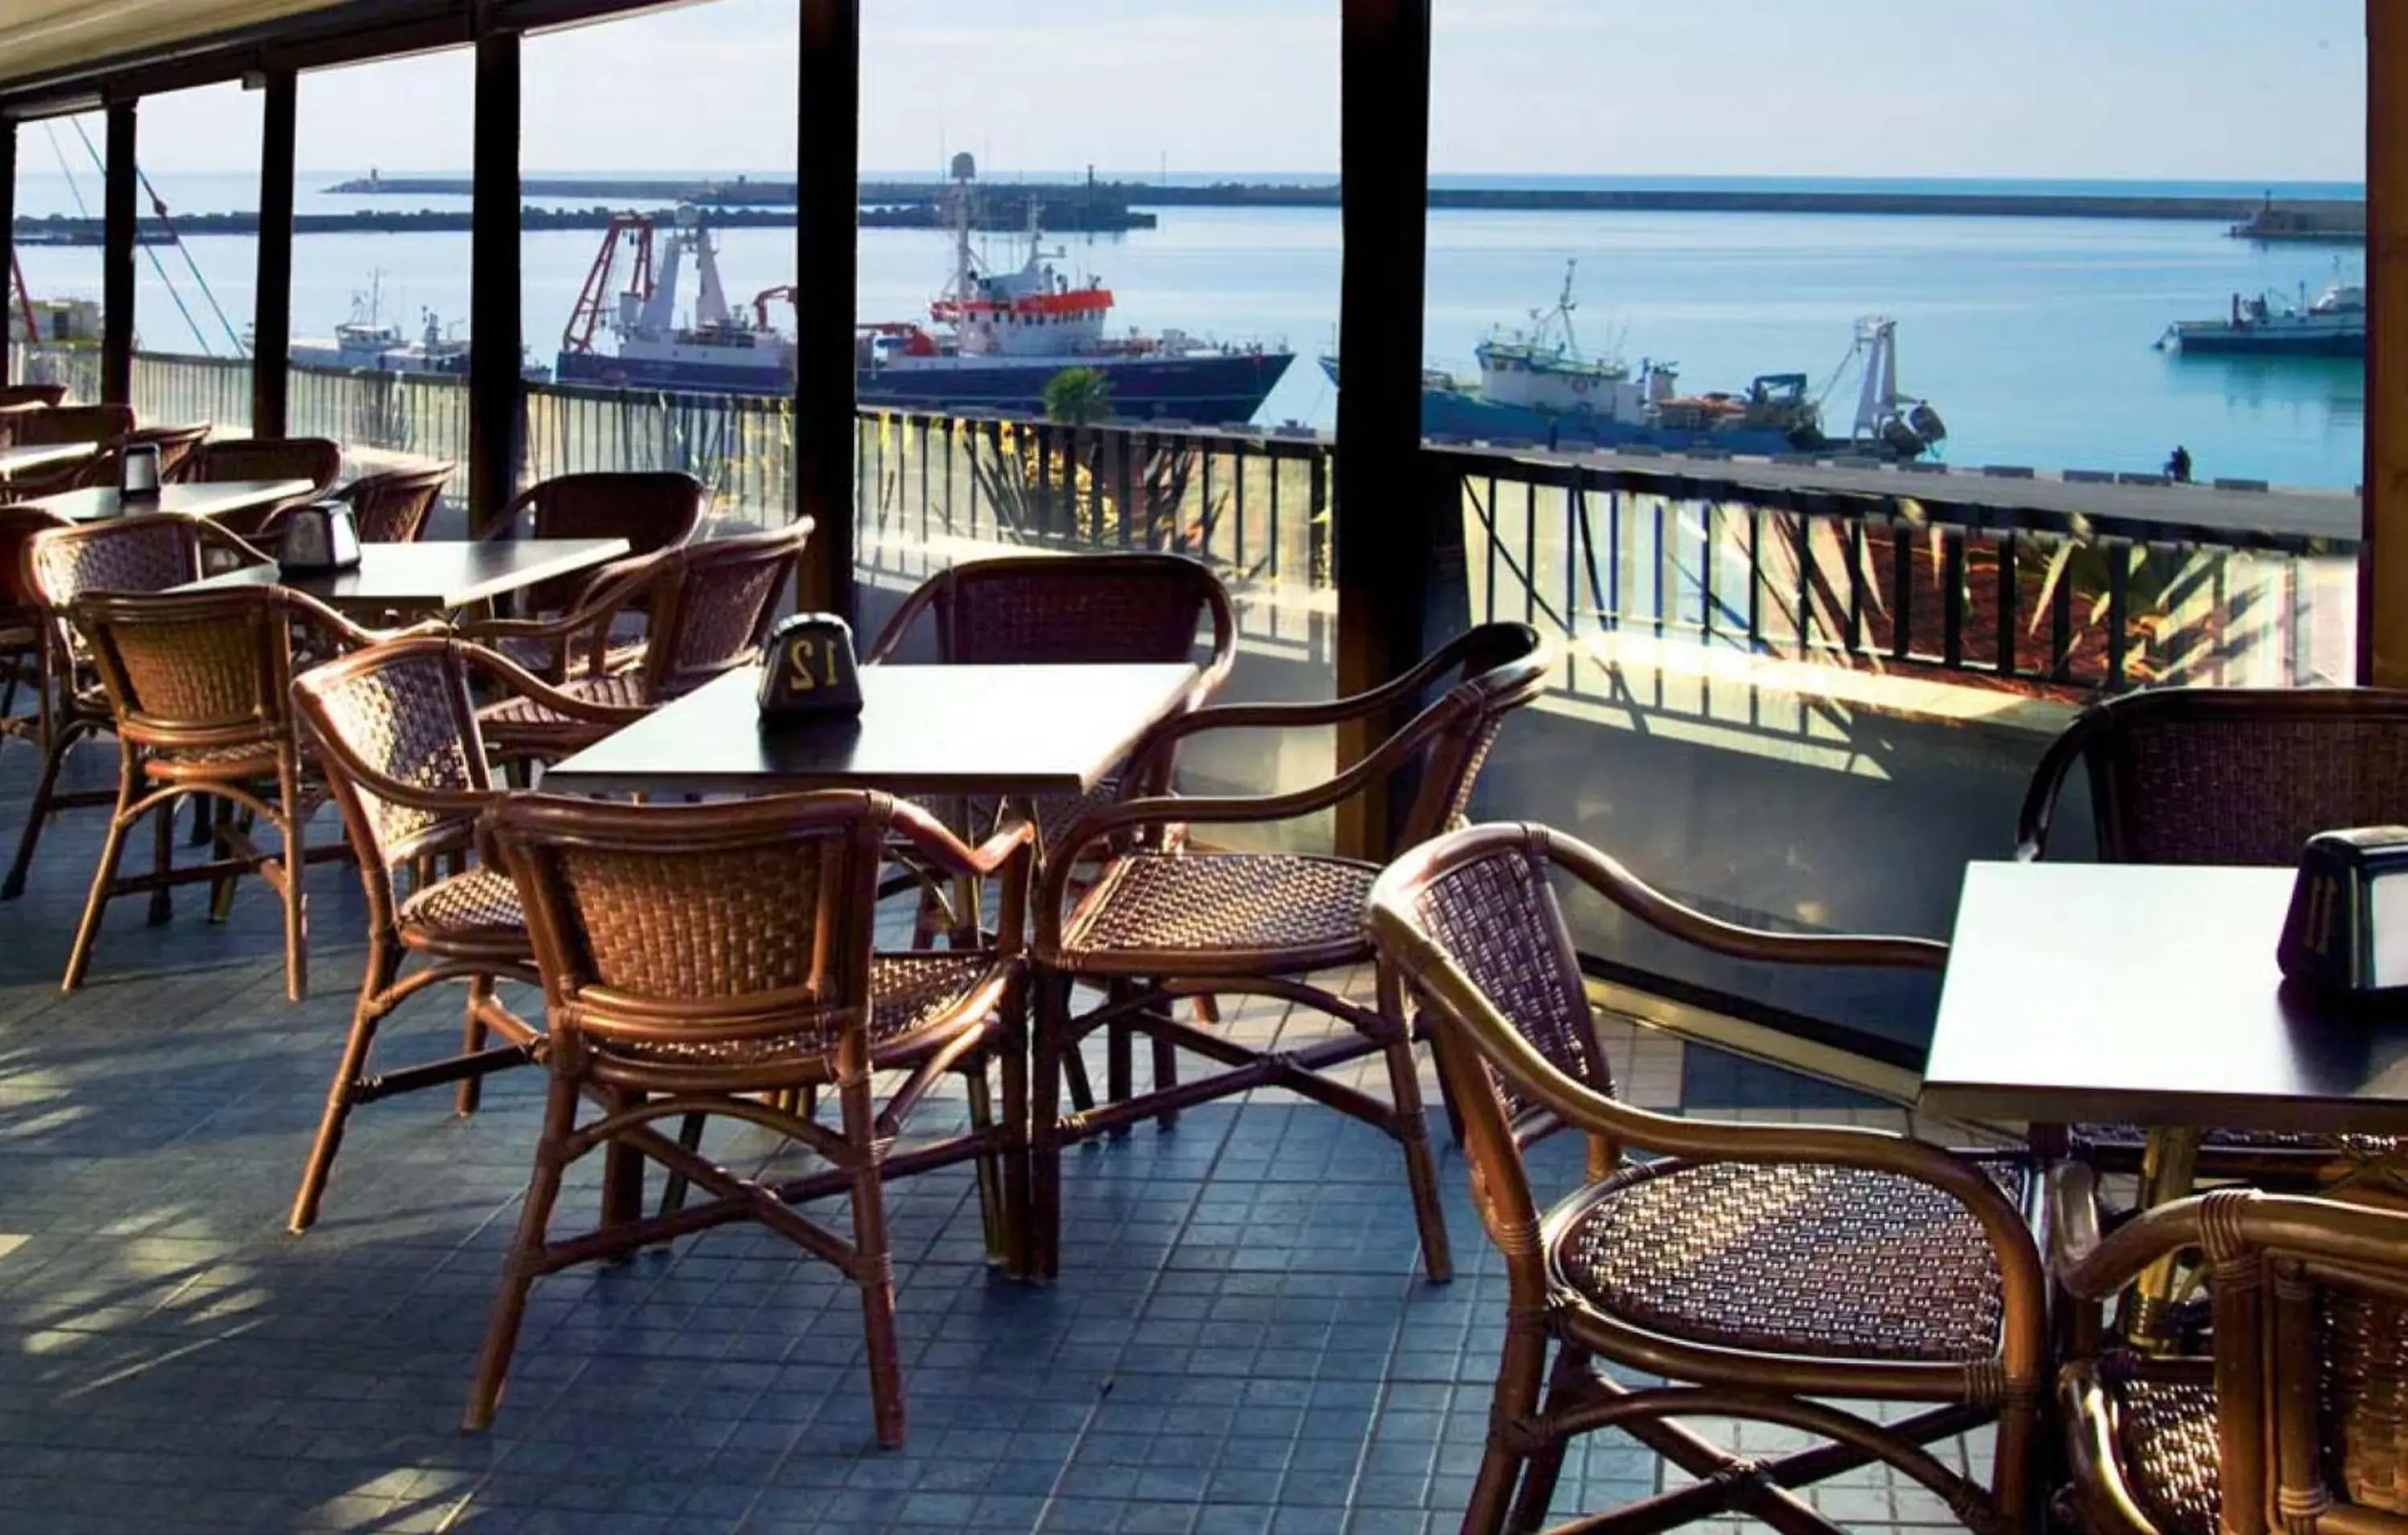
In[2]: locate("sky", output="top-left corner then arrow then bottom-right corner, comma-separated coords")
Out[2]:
83,0 -> 2370,182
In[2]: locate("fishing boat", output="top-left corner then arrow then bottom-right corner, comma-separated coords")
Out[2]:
555,156 -> 1293,422
2159,279 -> 2365,358
1324,264 -> 1946,459
291,275 -> 551,381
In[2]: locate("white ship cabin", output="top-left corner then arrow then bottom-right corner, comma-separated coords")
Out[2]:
930,249 -> 1115,360
1474,339 -> 1652,421
615,222 -> 791,373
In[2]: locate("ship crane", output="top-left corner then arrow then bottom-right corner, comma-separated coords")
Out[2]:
562,212 -> 657,356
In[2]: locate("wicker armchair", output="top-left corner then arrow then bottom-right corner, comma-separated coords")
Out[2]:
468,522 -> 810,767
2021,686 -> 2408,1186
477,470 -> 704,616
1026,622 -> 1550,1283
864,551 -> 1239,939
0,383 -> 68,410
336,462 -> 453,544
0,505 -> 67,747
6,402 -> 132,448
60,586 -> 390,999
1365,822 -> 2048,1535
466,791 -> 1034,1445
4,515 -> 273,901
179,437 -> 344,539
2051,1165 -> 2408,1535
286,634 -> 651,1232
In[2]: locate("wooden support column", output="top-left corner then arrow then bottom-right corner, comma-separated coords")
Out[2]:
0,119 -> 15,389
2367,0 -> 2407,686
467,29 -> 523,535
794,0 -> 860,617
101,100 -> 137,407
251,71 -> 297,438
1334,0 -> 1434,859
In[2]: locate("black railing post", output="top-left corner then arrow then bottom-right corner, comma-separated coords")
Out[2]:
1336,0 -> 1434,860
795,0 -> 860,618
252,70 -> 297,438
101,100 -> 138,408
0,118 -> 14,389
467,28 -> 522,535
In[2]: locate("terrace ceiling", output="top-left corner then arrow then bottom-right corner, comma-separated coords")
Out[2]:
0,0 -> 685,112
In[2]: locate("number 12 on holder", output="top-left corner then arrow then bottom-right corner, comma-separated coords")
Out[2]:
756,613 -> 865,719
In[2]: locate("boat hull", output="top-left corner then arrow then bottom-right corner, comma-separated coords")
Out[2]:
1422,389 -> 1804,456
555,348 -> 1296,424
2170,330 -> 2365,358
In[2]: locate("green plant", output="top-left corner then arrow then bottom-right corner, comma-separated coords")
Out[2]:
1039,367 -> 1112,425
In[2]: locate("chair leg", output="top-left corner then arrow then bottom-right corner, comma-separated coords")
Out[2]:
655,1112 -> 706,1229
145,789 -> 176,926
599,1088 -> 645,1252
1379,966 -> 1452,1284
276,768 -> 307,1002
206,800 -> 238,921
455,975 -> 494,1116
1504,1343 -> 1589,1532
290,941 -> 401,1232
1030,968 -> 1071,1283
1463,1322 -> 1554,1535
1,723 -> 76,900
837,1072 -> 906,1449
1151,994 -> 1181,1132
1105,980 -> 1133,1140
464,1069 -> 581,1431
998,992 -> 1031,1281
60,756 -> 140,994
966,1061 -> 1006,1268
185,791 -> 214,848
1990,1376 -> 2038,1530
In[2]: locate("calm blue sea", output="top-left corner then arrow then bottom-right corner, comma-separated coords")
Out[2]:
8,171 -> 2368,488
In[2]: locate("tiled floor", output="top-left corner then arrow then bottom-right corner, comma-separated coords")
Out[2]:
0,739 -> 2004,1534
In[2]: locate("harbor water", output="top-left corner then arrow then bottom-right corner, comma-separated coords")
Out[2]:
10,170 -> 2368,491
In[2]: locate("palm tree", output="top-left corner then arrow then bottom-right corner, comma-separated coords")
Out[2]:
1040,366 -> 1112,425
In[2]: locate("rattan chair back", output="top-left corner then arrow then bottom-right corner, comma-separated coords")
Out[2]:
2056,1181 -> 2408,1535
868,551 -> 1238,676
486,791 -> 893,1065
187,435 -> 341,493
121,423 -> 213,481
67,587 -> 303,753
340,462 -> 453,543
0,383 -> 68,411
486,470 -> 704,613
7,402 -> 132,448
638,522 -> 811,699
0,506 -> 67,633
291,635 -> 500,887
2020,686 -> 2408,865
23,515 -> 220,614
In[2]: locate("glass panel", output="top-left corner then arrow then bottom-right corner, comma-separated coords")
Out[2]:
289,50 -> 475,516
10,110 -> 108,402
1426,1 -> 2368,1066
854,4 -> 1340,841
519,0 -> 798,533
127,83 -> 259,434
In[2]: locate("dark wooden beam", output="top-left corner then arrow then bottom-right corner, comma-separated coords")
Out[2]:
467,29 -> 523,535
100,100 -> 137,407
2369,0 -> 2406,686
251,70 -> 297,438
0,119 -> 14,389
1334,0 -> 1434,858
793,0 -> 860,617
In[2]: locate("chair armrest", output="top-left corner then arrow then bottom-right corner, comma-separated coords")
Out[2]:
283,592 -> 445,656
887,801 -> 1035,953
455,639 -> 653,728
1543,827 -> 1949,972
2015,713 -> 2093,861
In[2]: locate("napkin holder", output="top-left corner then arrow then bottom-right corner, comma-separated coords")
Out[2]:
279,500 -> 362,573
757,613 -> 864,719
2277,826 -> 2408,996
118,442 -> 161,505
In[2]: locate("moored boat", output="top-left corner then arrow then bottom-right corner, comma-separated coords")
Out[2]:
2161,280 -> 2365,358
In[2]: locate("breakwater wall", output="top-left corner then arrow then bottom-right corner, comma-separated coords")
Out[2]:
13,200 -> 1152,246
322,174 -> 2365,226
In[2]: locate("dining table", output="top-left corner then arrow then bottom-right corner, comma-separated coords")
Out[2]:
1921,859 -> 2402,1338
538,661 -> 1204,798
176,537 -> 633,617
0,442 -> 98,481
29,479 -> 317,525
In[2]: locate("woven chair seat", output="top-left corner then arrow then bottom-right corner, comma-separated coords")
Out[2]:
397,865 -> 524,942
1552,1158 -> 2014,1364
2105,1372 -> 2220,1535
490,633 -> 647,679
146,740 -> 282,769
1059,849 -> 1377,970
478,670 -> 649,732
605,953 -> 1002,1066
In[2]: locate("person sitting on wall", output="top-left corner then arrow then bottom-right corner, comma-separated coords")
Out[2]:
2165,445 -> 2193,483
